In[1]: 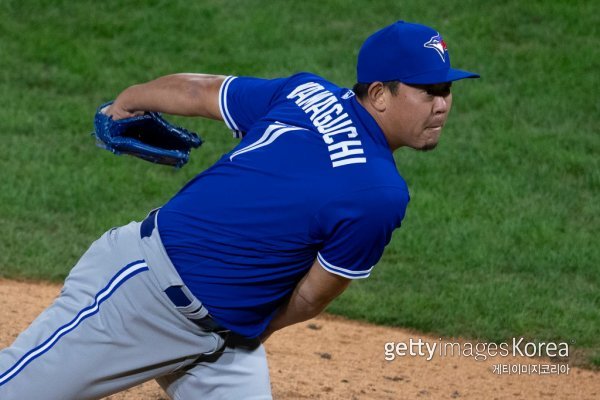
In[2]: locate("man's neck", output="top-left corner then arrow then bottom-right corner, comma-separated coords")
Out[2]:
355,96 -> 397,151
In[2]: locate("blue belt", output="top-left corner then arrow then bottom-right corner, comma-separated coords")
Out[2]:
164,286 -> 227,333
140,209 -> 228,334
140,208 -> 159,239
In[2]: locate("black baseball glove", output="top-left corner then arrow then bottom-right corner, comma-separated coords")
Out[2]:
93,101 -> 202,168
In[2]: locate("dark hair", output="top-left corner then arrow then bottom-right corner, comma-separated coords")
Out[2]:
352,81 -> 400,99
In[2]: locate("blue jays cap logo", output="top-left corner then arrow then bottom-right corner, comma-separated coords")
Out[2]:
424,33 -> 448,62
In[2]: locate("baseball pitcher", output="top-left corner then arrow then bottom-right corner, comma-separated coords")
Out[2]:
0,21 -> 478,399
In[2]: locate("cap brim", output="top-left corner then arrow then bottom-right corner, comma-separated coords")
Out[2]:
446,68 -> 480,82
401,68 -> 480,85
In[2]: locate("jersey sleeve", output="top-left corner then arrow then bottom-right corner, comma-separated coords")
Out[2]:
218,75 -> 288,138
314,187 -> 409,279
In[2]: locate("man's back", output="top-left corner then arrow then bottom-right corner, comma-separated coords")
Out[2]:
158,73 -> 409,337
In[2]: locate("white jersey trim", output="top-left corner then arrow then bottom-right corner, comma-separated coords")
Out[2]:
218,76 -> 243,138
229,122 -> 307,161
317,252 -> 373,279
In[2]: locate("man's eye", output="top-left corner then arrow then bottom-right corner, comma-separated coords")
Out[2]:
409,83 -> 451,97
427,87 -> 451,97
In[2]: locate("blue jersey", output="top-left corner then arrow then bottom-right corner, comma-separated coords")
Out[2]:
157,73 -> 410,338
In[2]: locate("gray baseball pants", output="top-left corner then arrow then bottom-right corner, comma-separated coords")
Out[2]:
0,215 -> 272,399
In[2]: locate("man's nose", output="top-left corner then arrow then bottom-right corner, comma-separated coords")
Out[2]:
433,95 -> 450,115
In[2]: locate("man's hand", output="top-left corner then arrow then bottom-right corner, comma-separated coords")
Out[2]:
103,100 -> 144,121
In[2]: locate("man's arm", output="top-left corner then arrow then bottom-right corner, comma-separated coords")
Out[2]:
260,258 -> 351,342
105,74 -> 226,120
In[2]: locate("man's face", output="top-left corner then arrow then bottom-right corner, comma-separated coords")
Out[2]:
381,82 -> 453,151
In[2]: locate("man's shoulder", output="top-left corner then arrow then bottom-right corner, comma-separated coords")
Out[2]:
286,71 -> 328,83
356,180 -> 410,208
314,182 -> 409,231
321,170 -> 410,212
281,72 -> 344,93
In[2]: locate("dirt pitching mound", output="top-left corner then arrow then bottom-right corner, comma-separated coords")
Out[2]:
1,279 -> 598,399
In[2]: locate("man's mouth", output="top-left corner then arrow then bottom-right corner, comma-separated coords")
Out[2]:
427,121 -> 445,129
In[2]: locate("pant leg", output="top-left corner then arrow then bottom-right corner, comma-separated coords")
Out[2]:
0,222 -> 224,400
157,339 -> 272,400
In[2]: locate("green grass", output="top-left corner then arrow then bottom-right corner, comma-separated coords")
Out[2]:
0,0 -> 598,366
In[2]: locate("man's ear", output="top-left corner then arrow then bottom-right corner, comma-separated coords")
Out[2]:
367,82 -> 387,112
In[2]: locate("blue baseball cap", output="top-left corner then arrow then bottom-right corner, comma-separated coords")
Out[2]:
357,21 -> 480,84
